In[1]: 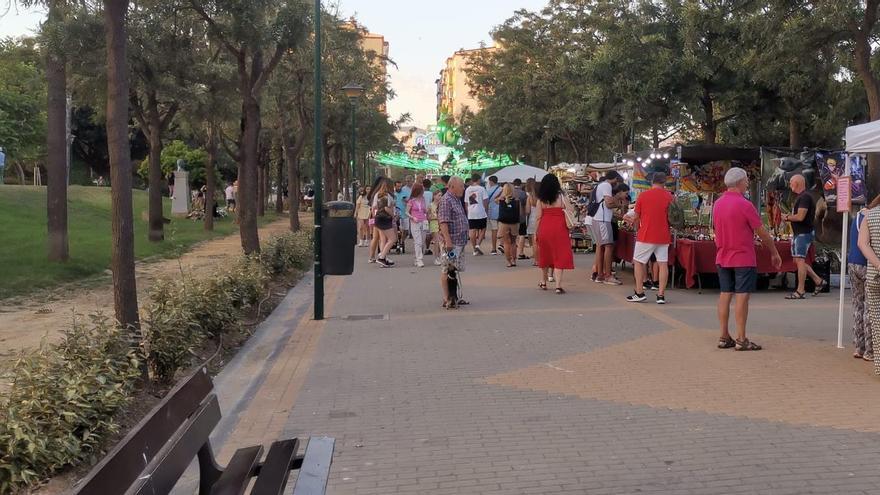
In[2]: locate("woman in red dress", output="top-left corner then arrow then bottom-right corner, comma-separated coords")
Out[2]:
536,174 -> 575,293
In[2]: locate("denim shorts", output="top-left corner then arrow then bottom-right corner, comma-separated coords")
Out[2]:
791,231 -> 814,258
717,266 -> 757,294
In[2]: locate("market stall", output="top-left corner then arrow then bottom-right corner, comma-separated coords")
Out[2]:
676,239 -> 814,289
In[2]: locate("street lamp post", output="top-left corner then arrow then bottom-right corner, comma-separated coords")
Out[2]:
313,0 -> 324,320
543,124 -> 551,170
342,83 -> 364,201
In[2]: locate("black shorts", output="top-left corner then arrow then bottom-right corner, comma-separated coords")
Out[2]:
226,199 -> 236,207
468,218 -> 487,230
376,217 -> 394,231
519,222 -> 527,236
717,266 -> 757,294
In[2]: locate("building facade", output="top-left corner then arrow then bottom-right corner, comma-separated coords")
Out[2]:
436,47 -> 494,123
345,20 -> 389,113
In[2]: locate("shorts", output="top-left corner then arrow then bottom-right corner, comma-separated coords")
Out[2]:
717,266 -> 757,294
519,222 -> 528,236
791,232 -> 814,258
429,220 -> 440,233
376,216 -> 393,231
226,199 -> 236,208
498,222 -> 518,243
441,245 -> 466,273
633,242 -> 669,264
488,219 -> 499,231
468,218 -> 487,230
590,221 -> 614,246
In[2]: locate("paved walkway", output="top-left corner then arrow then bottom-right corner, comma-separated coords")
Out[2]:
202,242 -> 880,495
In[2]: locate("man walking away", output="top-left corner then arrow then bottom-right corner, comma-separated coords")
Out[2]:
590,171 -> 622,285
485,175 -> 502,255
714,167 -> 782,351
465,173 -> 489,255
626,172 -> 673,304
439,177 -> 470,309
782,174 -> 825,299
515,179 -> 530,260
225,180 -> 236,212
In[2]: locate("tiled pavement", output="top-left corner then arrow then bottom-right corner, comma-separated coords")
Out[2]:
206,244 -> 880,495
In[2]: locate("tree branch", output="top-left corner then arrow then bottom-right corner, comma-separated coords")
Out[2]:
160,102 -> 179,132
188,1 -> 243,59
254,44 -> 285,94
219,128 -> 241,161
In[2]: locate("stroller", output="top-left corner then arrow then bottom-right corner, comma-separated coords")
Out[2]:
392,216 -> 407,255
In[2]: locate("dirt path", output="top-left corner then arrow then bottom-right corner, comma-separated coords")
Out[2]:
0,219 -> 295,368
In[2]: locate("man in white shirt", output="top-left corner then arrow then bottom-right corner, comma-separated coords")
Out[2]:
590,171 -> 622,284
464,173 -> 489,255
224,181 -> 236,212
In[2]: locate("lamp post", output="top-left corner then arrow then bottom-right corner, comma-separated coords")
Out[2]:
543,124 -> 551,170
342,83 -> 364,201
313,0 -> 324,320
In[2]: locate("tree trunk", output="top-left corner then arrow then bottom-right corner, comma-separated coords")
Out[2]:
147,90 -> 164,241
651,125 -> 660,149
701,85 -> 717,145
46,0 -> 69,262
238,94 -> 261,253
788,114 -> 801,149
104,0 -> 140,330
257,163 -> 265,217
279,110 -> 304,231
853,25 -> 880,198
275,142 -> 284,213
204,122 -> 217,231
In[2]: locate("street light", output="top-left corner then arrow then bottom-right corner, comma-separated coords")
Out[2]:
543,124 -> 551,170
342,83 -> 365,201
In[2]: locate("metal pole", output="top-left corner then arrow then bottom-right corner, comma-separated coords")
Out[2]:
837,154 -> 852,349
546,135 -> 551,170
313,0 -> 324,321
350,100 -> 356,201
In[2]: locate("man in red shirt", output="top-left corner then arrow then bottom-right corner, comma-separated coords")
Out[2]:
626,172 -> 674,304
712,167 -> 782,351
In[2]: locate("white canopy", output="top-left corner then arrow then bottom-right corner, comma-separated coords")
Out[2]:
493,164 -> 548,183
845,120 -> 880,153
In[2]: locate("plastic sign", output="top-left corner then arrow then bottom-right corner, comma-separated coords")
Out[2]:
837,176 -> 851,213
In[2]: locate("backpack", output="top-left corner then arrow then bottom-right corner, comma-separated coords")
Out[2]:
667,196 -> 685,230
586,184 -> 604,217
498,198 -> 520,224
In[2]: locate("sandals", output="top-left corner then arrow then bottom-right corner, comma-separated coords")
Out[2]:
813,279 -> 827,296
735,338 -> 762,351
718,336 -> 736,349
785,291 -> 806,300
854,352 -> 864,359
555,288 -> 566,294
864,351 -> 874,362
538,282 -> 548,291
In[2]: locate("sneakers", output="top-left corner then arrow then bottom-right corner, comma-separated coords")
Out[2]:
548,275 -> 555,283
642,280 -> 654,291
592,273 -> 603,283
377,257 -> 395,267
656,294 -> 666,304
368,258 -> 376,263
415,260 -> 425,268
433,257 -> 442,266
626,292 -> 647,302
498,246 -> 505,254
490,250 -> 498,256
603,277 -> 623,286
425,249 -> 433,256
475,246 -> 484,256
649,282 -> 660,291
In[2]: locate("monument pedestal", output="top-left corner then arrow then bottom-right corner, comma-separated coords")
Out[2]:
171,170 -> 190,216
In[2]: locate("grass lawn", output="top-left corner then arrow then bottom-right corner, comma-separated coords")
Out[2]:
0,185 -> 277,299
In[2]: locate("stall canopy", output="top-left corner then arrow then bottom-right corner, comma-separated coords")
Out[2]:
493,164 -> 548,183
846,120 -> 880,153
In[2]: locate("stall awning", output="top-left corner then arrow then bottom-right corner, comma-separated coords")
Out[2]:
845,120 -> 880,153
678,145 -> 759,164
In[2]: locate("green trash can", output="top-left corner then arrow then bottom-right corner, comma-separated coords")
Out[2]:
322,201 -> 357,275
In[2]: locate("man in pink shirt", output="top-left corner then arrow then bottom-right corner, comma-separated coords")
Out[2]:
712,167 -> 781,351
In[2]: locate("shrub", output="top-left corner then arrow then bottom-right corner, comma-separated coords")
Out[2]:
258,231 -> 313,276
0,315 -> 141,493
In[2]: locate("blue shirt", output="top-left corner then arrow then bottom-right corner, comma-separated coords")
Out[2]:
423,190 -> 433,207
486,184 -> 502,220
849,211 -> 868,266
396,186 -> 411,214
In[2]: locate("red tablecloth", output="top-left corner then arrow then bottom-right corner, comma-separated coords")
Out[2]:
676,238 -> 815,289
614,229 -> 675,265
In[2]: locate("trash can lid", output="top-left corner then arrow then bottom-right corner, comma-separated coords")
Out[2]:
323,201 -> 355,217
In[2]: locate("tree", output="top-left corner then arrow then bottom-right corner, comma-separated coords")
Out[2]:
189,0 -> 310,254
104,0 -> 139,330
0,37 -> 46,183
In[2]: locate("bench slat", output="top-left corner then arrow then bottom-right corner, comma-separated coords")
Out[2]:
131,394 -> 222,495
73,367 -> 214,495
209,445 -> 263,495
291,437 -> 335,495
251,439 -> 300,495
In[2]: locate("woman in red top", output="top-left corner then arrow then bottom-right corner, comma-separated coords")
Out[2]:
535,174 -> 575,293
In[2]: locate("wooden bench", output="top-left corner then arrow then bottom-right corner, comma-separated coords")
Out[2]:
72,366 -> 334,495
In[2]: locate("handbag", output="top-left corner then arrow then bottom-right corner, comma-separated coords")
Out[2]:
562,198 -> 576,229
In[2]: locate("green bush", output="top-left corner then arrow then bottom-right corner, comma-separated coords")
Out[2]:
0,315 -> 141,493
257,231 -> 313,276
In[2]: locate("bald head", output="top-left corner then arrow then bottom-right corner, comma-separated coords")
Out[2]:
789,174 -> 806,193
447,176 -> 465,197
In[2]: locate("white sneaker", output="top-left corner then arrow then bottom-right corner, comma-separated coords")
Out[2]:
415,260 -> 424,268
603,277 -> 623,286
433,258 -> 442,266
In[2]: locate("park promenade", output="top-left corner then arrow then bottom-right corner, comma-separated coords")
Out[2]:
196,248 -> 880,495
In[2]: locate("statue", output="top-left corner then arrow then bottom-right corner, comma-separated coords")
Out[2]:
171,159 -> 191,216
176,158 -> 185,172
0,147 -> 6,185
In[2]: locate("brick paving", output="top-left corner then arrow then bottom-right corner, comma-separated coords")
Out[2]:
210,245 -> 880,494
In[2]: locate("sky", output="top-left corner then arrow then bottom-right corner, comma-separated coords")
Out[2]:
0,0 -> 547,129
